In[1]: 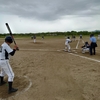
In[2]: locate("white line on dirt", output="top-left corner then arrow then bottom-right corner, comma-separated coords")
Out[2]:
20,49 -> 50,51
20,49 -> 100,63
70,53 -> 100,63
0,76 -> 32,100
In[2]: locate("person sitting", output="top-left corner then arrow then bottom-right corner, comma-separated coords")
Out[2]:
81,42 -> 90,53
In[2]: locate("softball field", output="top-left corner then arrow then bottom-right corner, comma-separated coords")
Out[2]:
0,36 -> 100,100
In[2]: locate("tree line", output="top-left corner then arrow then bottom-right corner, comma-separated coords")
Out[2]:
0,31 -> 100,38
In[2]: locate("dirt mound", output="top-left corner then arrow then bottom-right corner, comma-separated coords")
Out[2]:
30,41 -> 44,44
0,76 -> 31,99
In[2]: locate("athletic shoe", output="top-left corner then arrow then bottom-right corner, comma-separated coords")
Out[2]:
8,88 -> 18,94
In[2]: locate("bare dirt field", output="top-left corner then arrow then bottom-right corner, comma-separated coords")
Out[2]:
0,36 -> 100,100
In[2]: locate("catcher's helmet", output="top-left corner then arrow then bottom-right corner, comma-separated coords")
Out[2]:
5,36 -> 13,43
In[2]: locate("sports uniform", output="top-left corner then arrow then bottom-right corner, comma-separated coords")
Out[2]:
65,37 -> 72,52
33,35 -> 36,43
81,42 -> 90,53
89,34 -> 97,55
98,34 -> 100,40
0,36 -> 18,93
80,34 -> 82,39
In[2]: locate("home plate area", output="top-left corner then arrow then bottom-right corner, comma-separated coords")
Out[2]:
0,76 -> 32,100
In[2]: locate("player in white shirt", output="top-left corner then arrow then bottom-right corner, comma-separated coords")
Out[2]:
0,36 -> 18,94
65,37 -> 72,52
98,34 -> 100,40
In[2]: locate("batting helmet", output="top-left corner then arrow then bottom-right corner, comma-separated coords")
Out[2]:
5,36 -> 13,43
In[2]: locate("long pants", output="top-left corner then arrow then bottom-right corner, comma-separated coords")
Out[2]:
65,44 -> 71,52
90,47 -> 95,55
82,48 -> 89,53
33,39 -> 36,43
89,43 -> 96,55
0,60 -> 14,82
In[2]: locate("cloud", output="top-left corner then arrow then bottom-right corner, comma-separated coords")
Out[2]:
1,14 -> 99,33
0,0 -> 100,33
1,0 -> 100,20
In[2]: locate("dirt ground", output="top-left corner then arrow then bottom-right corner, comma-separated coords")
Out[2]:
0,36 -> 100,100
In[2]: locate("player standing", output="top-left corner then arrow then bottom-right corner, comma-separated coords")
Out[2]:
89,34 -> 97,55
33,35 -> 36,43
0,36 -> 18,93
65,37 -> 72,52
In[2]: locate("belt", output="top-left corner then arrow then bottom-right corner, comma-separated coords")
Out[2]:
0,59 -> 8,60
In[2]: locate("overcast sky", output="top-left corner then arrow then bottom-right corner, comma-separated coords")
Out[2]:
0,0 -> 100,33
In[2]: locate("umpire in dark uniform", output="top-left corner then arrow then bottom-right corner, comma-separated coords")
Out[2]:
89,34 -> 97,55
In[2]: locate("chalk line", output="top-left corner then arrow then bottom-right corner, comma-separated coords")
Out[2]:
0,76 -> 32,100
19,48 -> 100,63
70,53 -> 100,63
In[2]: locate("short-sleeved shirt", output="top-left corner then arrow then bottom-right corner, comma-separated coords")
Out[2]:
0,42 -> 13,60
90,37 -> 96,43
65,39 -> 71,45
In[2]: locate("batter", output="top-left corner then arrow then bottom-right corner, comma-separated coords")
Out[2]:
0,36 -> 18,94
65,37 -> 72,52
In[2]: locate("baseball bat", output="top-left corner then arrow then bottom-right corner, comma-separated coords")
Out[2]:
5,23 -> 19,50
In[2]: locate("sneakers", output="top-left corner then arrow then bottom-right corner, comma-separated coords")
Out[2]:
8,88 -> 18,94
0,81 -> 6,86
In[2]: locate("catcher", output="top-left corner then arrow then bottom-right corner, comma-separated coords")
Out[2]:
81,41 -> 90,53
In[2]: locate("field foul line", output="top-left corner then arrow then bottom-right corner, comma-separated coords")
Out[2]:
69,53 -> 100,63
20,49 -> 50,51
21,48 -> 100,51
20,49 -> 61,52
0,76 -> 32,100
20,49 -> 100,63
58,49 -> 100,63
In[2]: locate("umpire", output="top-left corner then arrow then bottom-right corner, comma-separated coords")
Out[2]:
89,34 -> 97,55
